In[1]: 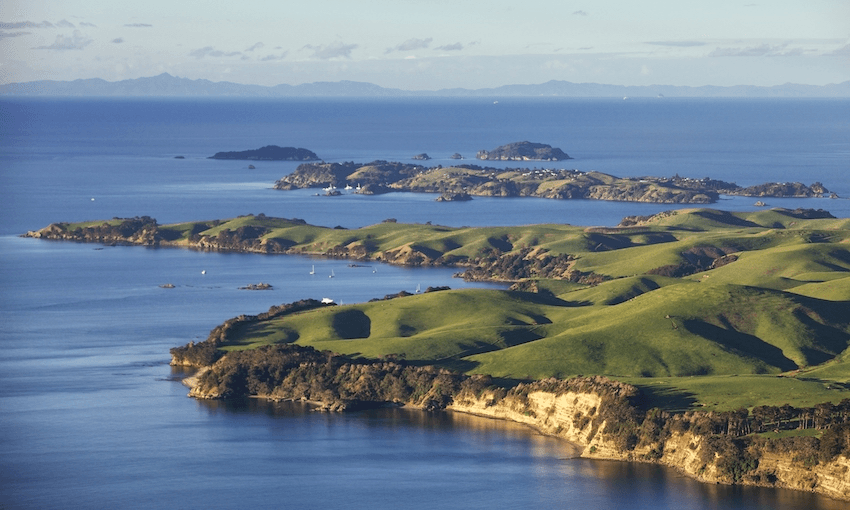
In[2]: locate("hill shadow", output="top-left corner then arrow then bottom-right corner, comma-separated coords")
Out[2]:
792,308 -> 850,366
499,327 -> 545,347
693,210 -> 761,228
410,244 -> 444,260
332,310 -> 372,339
507,290 -> 586,308
683,319 -> 797,372
634,384 -> 699,412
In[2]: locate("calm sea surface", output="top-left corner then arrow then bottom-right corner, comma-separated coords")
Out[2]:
1,98 -> 848,509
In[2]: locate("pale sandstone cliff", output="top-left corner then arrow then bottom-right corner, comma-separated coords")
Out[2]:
449,389 -> 850,501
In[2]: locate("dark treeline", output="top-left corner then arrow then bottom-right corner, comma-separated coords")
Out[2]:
189,343 -> 484,411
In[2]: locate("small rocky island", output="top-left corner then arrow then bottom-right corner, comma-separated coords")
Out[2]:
239,282 -> 273,290
476,141 -> 571,161
209,145 -> 319,161
436,192 -> 472,202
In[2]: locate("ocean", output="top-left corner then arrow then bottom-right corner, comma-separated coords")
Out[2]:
1,97 -> 848,509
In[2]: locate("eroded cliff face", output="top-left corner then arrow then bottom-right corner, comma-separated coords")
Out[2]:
450,389 -> 603,445
449,389 -> 850,501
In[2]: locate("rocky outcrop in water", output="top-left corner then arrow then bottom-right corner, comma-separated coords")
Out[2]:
239,282 -> 273,290
435,192 -> 472,202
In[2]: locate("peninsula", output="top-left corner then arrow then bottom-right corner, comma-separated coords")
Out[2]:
24,208 -> 850,500
273,160 -> 834,204
209,145 -> 319,161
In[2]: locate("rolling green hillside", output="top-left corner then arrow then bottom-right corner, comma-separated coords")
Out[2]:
32,207 -> 850,410
186,207 -> 850,411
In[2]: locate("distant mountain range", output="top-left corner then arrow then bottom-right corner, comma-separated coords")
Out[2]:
2,73 -> 849,98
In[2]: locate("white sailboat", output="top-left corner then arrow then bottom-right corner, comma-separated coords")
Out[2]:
309,265 -> 315,275
329,269 -> 335,278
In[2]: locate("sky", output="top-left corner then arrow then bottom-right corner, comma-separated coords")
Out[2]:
1,0 -> 848,89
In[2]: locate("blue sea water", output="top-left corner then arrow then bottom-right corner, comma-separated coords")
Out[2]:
1,98 -> 849,509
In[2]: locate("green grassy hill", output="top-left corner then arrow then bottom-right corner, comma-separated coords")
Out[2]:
189,207 -> 850,411
42,208 -> 850,411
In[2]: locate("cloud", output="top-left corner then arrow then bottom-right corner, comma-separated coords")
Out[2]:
245,42 -> 264,52
260,52 -> 288,61
34,30 -> 93,50
0,31 -> 30,39
189,46 -> 242,58
56,19 -> 75,28
124,23 -> 152,28
386,37 -> 432,53
435,42 -> 463,51
572,10 -> 588,16
0,21 -> 54,29
646,41 -> 706,47
112,38 -> 124,44
824,44 -> 850,57
79,22 -> 97,28
544,59 -> 573,70
303,41 -> 358,59
709,43 -> 805,57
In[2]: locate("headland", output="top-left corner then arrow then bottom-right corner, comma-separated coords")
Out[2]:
24,207 -> 850,500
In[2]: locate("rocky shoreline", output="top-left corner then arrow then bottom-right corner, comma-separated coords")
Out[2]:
171,339 -> 850,501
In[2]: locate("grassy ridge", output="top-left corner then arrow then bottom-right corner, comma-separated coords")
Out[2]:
146,208 -> 850,410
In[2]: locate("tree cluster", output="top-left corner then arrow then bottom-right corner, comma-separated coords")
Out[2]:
457,247 -> 607,286
193,343 -> 468,411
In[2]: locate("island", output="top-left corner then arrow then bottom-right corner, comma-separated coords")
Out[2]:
435,192 -> 472,202
476,141 -> 572,161
24,208 -> 850,501
209,145 -> 319,161
273,160 -> 834,204
239,282 -> 273,290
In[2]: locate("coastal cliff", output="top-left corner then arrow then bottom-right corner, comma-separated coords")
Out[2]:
449,384 -> 850,501
173,336 -> 850,501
